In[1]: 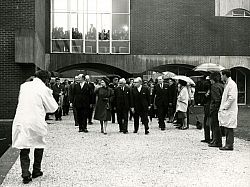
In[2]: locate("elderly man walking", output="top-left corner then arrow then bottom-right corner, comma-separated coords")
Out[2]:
218,69 -> 238,151
12,70 -> 58,184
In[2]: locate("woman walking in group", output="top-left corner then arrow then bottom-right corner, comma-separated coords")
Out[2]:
94,77 -> 113,134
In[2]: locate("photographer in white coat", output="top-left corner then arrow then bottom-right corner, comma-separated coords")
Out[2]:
12,70 -> 58,184
218,69 -> 238,151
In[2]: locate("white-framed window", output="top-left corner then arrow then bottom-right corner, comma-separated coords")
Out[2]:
51,0 -> 130,54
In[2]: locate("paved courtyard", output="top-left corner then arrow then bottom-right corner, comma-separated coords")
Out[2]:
1,112 -> 250,187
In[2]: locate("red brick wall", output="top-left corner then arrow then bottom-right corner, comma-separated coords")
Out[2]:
0,0 -> 36,119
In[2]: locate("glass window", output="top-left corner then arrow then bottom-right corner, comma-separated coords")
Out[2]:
52,0 -> 68,12
52,40 -> 70,52
85,14 -> 97,40
112,0 -> 129,13
51,0 -> 130,54
112,41 -> 129,53
52,13 -> 70,39
112,15 -> 129,40
71,13 -> 83,39
97,14 -> 111,41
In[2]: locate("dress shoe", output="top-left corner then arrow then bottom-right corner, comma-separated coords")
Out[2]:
103,132 -> 107,135
145,131 -> 149,135
219,146 -> 233,151
161,128 -> 165,131
208,143 -> 222,147
79,129 -> 84,132
133,131 -> 137,133
123,131 -> 128,134
23,176 -> 32,184
32,171 -> 43,178
83,129 -> 88,133
201,140 -> 210,143
88,122 -> 93,125
180,126 -> 188,130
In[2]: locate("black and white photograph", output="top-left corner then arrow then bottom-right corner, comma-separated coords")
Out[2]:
0,0 -> 250,186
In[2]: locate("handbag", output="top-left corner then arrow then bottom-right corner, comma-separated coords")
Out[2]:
106,101 -> 110,110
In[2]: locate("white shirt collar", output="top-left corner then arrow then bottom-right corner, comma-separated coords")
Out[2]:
137,85 -> 142,92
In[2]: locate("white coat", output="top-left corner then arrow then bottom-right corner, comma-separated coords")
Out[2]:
12,78 -> 58,149
176,86 -> 189,112
218,77 -> 238,128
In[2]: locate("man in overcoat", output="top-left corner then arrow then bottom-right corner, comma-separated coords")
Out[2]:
72,74 -> 95,132
12,70 -> 58,184
219,69 -> 238,151
130,77 -> 151,134
114,78 -> 130,133
152,76 -> 169,130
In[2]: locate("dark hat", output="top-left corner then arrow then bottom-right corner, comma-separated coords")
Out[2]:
101,77 -> 110,85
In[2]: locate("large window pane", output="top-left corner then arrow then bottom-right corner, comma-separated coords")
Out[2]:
97,14 -> 111,40
99,41 -> 110,53
112,0 -> 129,13
52,0 -> 68,12
112,15 -> 129,40
86,0 -> 97,13
52,13 -> 70,39
97,0 -> 111,13
85,41 -> 97,53
85,14 -> 97,40
52,40 -> 70,52
112,41 -> 129,53
72,40 -> 83,53
71,13 -> 83,39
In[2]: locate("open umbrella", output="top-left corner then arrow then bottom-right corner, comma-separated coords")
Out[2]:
162,71 -> 176,79
193,63 -> 225,72
172,75 -> 195,85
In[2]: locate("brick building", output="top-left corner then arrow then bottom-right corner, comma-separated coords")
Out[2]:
1,0 -> 250,120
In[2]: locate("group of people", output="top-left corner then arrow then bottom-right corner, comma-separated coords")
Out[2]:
11,68 -> 238,184
201,70 -> 238,151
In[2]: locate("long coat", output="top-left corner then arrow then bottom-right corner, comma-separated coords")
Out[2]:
218,77 -> 238,128
94,86 -> 113,121
12,78 -> 58,149
176,86 -> 189,112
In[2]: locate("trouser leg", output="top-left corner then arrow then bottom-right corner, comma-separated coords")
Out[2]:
157,107 -> 165,128
20,149 -> 31,178
225,128 -> 234,147
88,106 -> 93,123
211,112 -> 222,144
134,113 -> 139,132
140,112 -> 149,132
33,149 -> 44,174
76,108 -> 84,130
117,111 -> 123,131
123,110 -> 129,132
73,106 -> 78,126
204,115 -> 211,141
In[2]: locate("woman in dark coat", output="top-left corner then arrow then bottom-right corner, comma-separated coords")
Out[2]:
94,78 -> 113,134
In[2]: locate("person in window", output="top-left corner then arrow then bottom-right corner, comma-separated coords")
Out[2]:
12,70 -> 58,184
94,77 -> 113,134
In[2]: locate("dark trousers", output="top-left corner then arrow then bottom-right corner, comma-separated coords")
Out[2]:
55,108 -> 62,120
117,109 -> 129,132
63,105 -> 70,115
20,149 -> 44,178
224,127 -> 234,147
111,106 -> 116,123
73,106 -> 79,126
134,111 -> 149,132
168,105 -> 175,122
203,114 -> 211,141
210,111 -> 222,144
76,107 -> 89,131
88,106 -> 94,123
157,105 -> 168,129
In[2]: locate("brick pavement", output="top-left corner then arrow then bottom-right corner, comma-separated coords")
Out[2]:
1,111 -> 250,187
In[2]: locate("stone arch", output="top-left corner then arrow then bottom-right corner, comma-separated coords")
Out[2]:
55,63 -> 132,78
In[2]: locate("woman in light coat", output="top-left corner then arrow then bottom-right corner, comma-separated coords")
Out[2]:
12,70 -> 58,184
218,69 -> 238,151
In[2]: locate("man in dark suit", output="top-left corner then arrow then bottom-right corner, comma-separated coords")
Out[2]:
109,77 -> 119,123
52,77 -> 63,120
114,78 -> 130,133
130,77 -> 150,135
72,74 -> 95,132
152,76 -> 169,130
69,76 -> 79,126
85,75 -> 95,125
